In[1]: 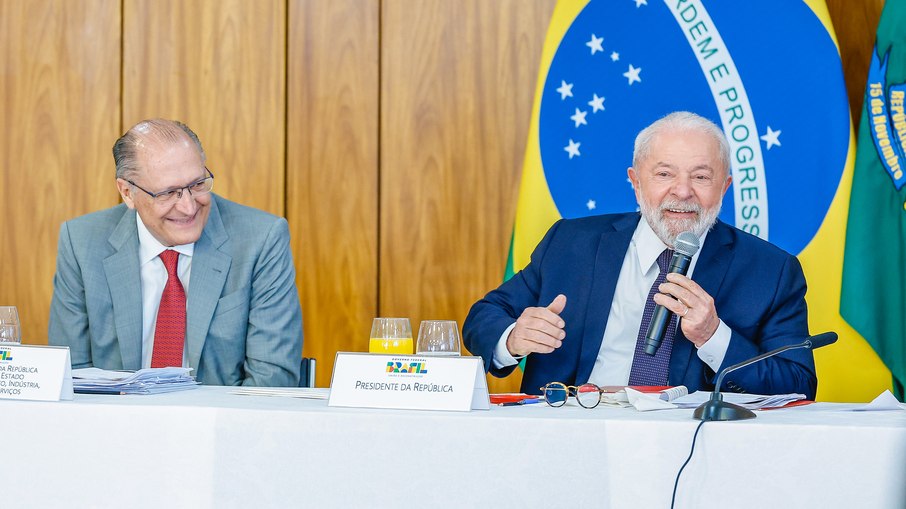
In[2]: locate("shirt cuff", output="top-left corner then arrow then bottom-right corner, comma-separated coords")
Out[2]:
695,319 -> 730,372
492,323 -> 522,369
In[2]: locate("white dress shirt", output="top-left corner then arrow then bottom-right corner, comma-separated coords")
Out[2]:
493,218 -> 731,383
136,215 -> 194,368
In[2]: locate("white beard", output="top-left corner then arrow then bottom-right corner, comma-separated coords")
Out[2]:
639,196 -> 721,246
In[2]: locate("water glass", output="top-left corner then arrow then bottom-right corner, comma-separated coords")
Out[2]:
0,306 -> 22,344
416,320 -> 461,356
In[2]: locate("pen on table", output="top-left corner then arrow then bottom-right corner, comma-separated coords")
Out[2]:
74,388 -> 127,395
499,398 -> 543,406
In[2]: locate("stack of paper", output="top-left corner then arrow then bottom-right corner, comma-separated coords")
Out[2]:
671,391 -> 806,410
592,385 -> 688,407
230,387 -> 330,399
593,386 -> 690,411
72,367 -> 199,395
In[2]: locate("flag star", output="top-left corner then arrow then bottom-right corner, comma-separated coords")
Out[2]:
586,199 -> 597,210
586,34 -> 604,55
634,0 -> 648,7
556,80 -> 574,100
588,94 -> 605,113
570,108 -> 588,127
610,51 -> 620,62
623,64 -> 642,85
564,139 -> 581,159
760,126 -> 782,150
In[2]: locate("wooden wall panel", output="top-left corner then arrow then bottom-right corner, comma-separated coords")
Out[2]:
287,0 -> 379,388
381,0 -> 556,393
0,0 -> 120,343
123,0 -> 286,215
827,0 -> 886,127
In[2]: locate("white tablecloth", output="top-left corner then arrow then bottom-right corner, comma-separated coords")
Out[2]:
4,386 -> 905,508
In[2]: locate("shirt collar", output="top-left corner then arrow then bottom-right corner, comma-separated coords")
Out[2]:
632,216 -> 710,274
136,213 -> 195,266
633,219 -> 670,275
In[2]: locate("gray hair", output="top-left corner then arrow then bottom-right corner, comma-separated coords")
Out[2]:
632,111 -> 730,177
113,119 -> 206,180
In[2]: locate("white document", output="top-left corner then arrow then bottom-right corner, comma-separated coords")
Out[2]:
72,367 -> 134,381
625,387 -> 678,411
850,390 -> 905,411
72,367 -> 198,394
602,386 -> 688,411
231,387 -> 330,400
671,390 -> 805,410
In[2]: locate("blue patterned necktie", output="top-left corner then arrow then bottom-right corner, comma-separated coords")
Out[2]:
628,249 -> 676,386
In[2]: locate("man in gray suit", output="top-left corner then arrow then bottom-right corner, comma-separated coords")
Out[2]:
48,119 -> 303,386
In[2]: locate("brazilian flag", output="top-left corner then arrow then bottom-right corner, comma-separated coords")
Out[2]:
508,0 -> 891,401
841,2 -> 906,401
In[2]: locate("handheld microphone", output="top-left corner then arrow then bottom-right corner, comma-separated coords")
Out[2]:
693,331 -> 838,421
644,231 -> 701,355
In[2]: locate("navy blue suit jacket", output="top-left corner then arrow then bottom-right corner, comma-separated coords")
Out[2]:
463,213 -> 817,399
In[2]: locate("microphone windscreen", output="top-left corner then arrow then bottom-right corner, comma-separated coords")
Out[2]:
674,231 -> 701,257
806,332 -> 838,349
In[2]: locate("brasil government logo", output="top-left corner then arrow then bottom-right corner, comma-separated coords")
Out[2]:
539,0 -> 849,255
386,361 -> 428,374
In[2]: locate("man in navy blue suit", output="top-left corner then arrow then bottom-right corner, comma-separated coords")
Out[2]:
463,112 -> 817,399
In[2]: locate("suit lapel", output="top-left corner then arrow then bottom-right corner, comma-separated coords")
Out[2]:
576,214 -> 639,384
103,208 -> 143,370
669,221 -> 735,384
186,197 -> 231,370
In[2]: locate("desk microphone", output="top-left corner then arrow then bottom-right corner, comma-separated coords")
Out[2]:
644,231 -> 701,355
693,331 -> 838,421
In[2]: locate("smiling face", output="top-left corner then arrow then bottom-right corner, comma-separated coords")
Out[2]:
627,127 -> 732,246
115,134 -> 211,247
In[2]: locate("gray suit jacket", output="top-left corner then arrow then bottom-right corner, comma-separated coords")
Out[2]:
48,194 -> 303,386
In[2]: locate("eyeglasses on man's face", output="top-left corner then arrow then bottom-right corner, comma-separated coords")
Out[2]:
540,382 -> 608,409
125,167 -> 214,206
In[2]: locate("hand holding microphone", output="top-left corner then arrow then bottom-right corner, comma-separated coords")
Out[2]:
644,231 -> 713,355
655,272 -> 721,348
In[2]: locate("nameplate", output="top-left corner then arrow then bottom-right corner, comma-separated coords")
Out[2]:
0,344 -> 73,401
328,352 -> 490,412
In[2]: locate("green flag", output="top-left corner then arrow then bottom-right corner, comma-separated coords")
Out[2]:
841,2 -> 906,401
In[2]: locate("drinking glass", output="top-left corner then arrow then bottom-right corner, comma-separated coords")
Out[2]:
0,306 -> 22,344
369,318 -> 414,354
416,320 -> 461,356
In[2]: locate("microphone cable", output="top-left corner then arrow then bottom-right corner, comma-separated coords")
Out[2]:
670,420 -> 706,509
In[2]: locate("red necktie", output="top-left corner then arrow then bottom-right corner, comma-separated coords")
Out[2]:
151,249 -> 186,368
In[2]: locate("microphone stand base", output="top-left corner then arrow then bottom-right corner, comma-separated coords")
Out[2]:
693,400 -> 756,421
